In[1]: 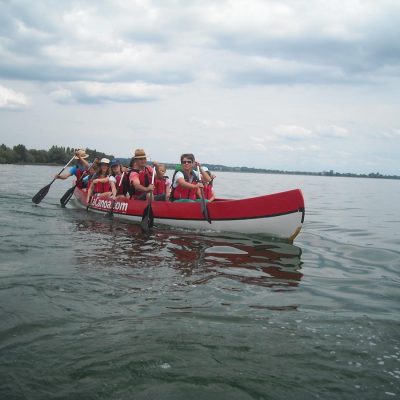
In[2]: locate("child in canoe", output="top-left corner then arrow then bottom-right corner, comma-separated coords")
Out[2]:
86,158 -> 116,203
199,168 -> 215,202
152,162 -> 170,201
109,159 -> 128,197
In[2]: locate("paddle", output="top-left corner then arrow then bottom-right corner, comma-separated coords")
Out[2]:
60,159 -> 99,208
59,185 -> 76,208
197,165 -> 212,224
86,193 -> 93,212
107,171 -> 124,218
32,155 -> 75,204
140,167 -> 156,233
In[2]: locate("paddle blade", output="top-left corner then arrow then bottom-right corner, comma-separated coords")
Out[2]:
140,205 -> 154,233
32,184 -> 51,204
202,204 -> 212,224
149,206 -> 154,228
60,186 -> 75,207
106,199 -> 116,218
199,193 -> 212,224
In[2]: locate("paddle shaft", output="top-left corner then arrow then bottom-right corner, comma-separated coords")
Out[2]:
197,165 -> 211,224
147,167 -> 156,211
32,155 -> 76,204
52,156 -> 76,184
43,155 -> 75,188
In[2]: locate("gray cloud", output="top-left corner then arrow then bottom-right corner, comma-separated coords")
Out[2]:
1,0 -> 399,97
0,0 -> 399,175
48,81 -> 174,105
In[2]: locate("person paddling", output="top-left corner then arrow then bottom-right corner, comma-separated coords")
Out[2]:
81,161 -> 98,189
109,159 -> 128,197
54,149 -> 90,188
86,158 -> 116,204
129,149 -> 154,200
170,153 -> 211,202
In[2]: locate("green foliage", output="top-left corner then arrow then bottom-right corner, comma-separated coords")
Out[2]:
84,148 -> 114,162
47,145 -> 70,164
0,144 -> 16,163
0,144 -> 114,165
13,144 -> 29,162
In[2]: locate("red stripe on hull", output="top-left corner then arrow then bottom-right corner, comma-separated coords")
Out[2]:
74,188 -> 305,222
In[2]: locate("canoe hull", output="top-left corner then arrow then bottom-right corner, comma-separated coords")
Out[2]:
73,188 -> 305,240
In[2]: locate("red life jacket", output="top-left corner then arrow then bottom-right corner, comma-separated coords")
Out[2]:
153,176 -> 167,195
75,168 -> 85,189
114,174 -> 125,196
93,175 -> 111,194
202,185 -> 213,200
172,170 -> 198,201
134,166 -> 153,198
127,169 -> 137,198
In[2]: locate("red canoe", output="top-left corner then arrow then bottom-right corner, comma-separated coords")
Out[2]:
73,187 -> 305,241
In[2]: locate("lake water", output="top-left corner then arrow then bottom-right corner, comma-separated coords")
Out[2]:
1,164 -> 399,399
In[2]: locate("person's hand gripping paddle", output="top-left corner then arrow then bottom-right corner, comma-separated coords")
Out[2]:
140,167 -> 156,233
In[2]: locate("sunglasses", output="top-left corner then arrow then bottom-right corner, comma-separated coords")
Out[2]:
181,160 -> 193,164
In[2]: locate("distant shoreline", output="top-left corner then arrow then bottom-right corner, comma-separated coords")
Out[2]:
2,144 -> 398,180
8,162 -> 400,180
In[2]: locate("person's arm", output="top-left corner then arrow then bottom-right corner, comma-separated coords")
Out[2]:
176,177 -> 203,190
195,162 -> 211,183
75,149 -> 90,170
86,180 -> 94,203
92,177 -> 110,184
55,171 -> 73,180
132,175 -> 154,193
208,188 -> 215,202
109,180 -> 117,198
165,180 -> 171,198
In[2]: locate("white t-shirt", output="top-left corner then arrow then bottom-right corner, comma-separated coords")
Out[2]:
172,170 -> 200,188
109,175 -> 116,184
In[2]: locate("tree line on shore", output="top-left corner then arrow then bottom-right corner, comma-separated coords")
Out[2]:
1,143 -> 398,180
0,144 -> 113,165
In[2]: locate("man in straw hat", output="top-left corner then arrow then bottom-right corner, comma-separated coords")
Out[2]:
55,148 -> 91,188
128,148 -> 155,200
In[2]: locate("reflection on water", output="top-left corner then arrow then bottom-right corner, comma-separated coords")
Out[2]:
2,167 -> 400,399
73,216 -> 303,291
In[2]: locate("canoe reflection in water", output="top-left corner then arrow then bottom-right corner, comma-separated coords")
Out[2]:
73,218 -> 303,290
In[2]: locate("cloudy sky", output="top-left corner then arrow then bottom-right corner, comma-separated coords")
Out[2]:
1,0 -> 399,174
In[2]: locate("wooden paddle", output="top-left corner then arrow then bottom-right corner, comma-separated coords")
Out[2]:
107,171 -> 124,218
32,156 -> 75,204
60,159 -> 99,208
140,167 -> 156,233
197,165 -> 212,224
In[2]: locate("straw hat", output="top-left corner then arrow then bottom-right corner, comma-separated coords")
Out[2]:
133,148 -> 147,159
99,158 -> 110,164
74,149 -> 89,159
